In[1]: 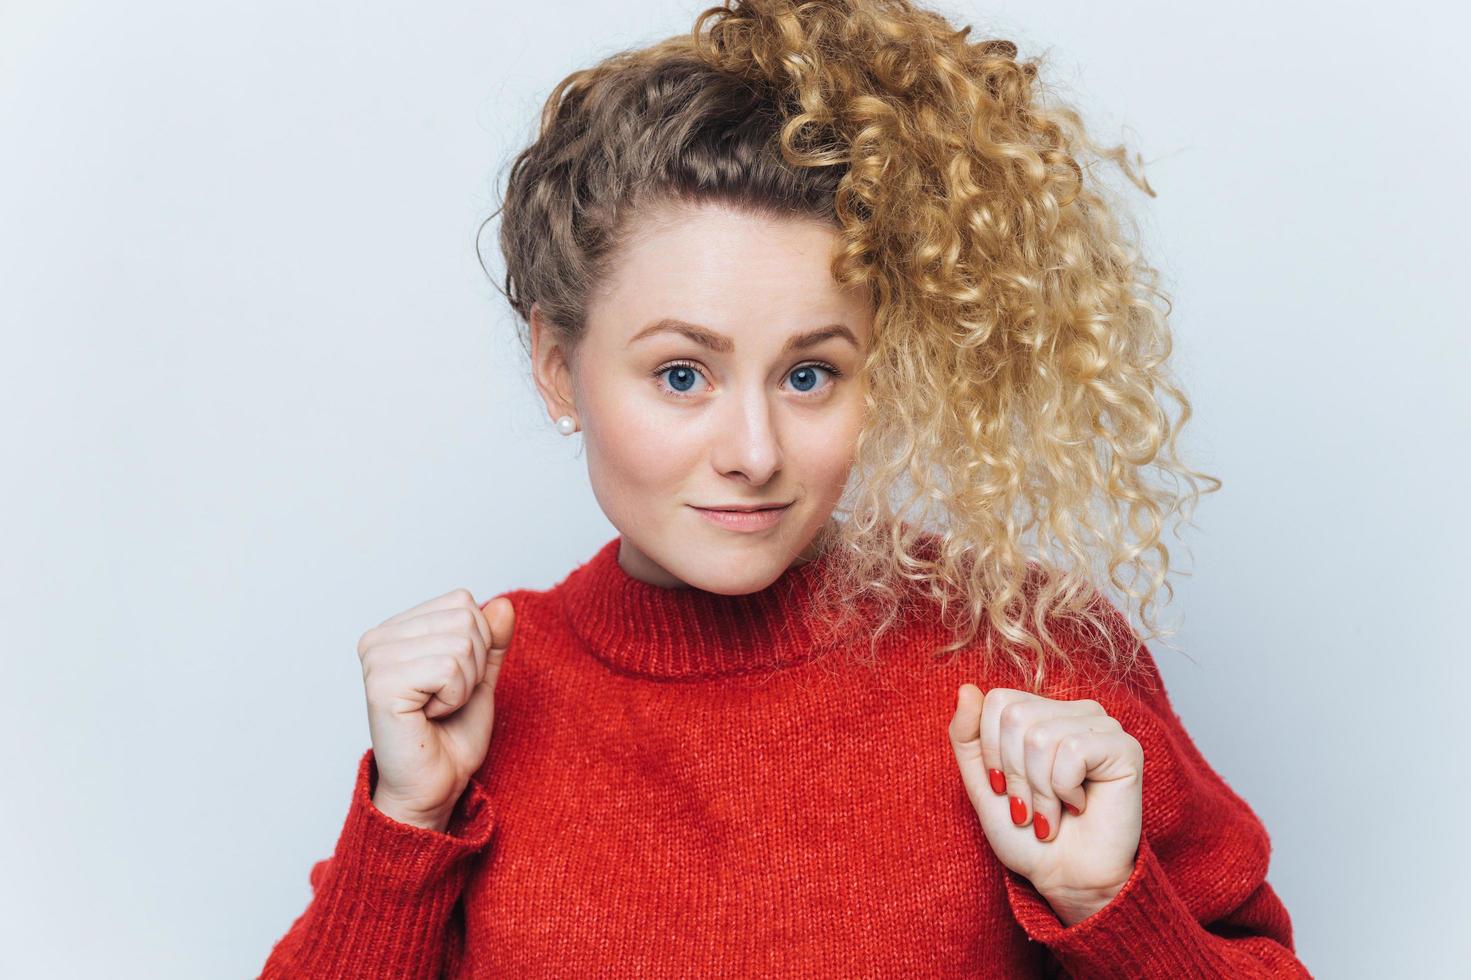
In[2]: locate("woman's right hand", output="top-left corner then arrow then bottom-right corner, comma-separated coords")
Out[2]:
356,588 -> 515,831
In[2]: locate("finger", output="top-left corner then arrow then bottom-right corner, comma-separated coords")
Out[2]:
378,587 -> 482,630
406,591 -> 494,652
361,607 -> 489,686
978,688 -> 1040,813
367,647 -> 471,719
1054,726 -> 1142,796
463,592 -> 493,650
368,633 -> 478,719
1052,712 -> 1123,820
429,631 -> 479,718
1021,715 -> 1115,841
993,696 -> 1100,830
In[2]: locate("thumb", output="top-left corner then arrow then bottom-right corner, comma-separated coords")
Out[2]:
948,683 -> 988,809
480,596 -> 515,687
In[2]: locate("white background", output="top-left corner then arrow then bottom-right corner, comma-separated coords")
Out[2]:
2,1 -> 1467,975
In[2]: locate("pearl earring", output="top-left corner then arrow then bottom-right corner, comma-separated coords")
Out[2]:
555,415 -> 577,436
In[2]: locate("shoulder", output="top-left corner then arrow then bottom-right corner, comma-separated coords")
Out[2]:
987,566 -> 1168,707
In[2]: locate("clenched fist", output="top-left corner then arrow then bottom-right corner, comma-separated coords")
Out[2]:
356,588 -> 515,832
949,683 -> 1143,926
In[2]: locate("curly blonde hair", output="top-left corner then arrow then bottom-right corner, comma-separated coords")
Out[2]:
483,0 -> 1222,695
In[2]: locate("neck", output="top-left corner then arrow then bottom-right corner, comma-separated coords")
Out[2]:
558,532 -> 862,681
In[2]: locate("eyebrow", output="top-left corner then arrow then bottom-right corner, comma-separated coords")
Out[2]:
626,318 -> 860,355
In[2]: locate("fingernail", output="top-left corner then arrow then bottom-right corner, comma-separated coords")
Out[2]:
1010,795 -> 1027,825
1064,801 -> 1080,816
1034,813 -> 1050,840
988,769 -> 1006,795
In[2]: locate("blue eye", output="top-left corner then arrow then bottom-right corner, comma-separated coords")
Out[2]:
659,362 -> 706,395
652,361 -> 844,399
788,364 -> 828,393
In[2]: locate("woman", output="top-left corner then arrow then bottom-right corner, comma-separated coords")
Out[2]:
262,0 -> 1311,976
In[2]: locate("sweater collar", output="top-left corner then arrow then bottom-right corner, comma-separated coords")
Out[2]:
557,534 -> 861,681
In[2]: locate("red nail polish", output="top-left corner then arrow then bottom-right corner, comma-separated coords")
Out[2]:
1064,802 -> 1080,816
988,769 -> 1006,795
1010,795 -> 1027,825
1034,813 -> 1050,840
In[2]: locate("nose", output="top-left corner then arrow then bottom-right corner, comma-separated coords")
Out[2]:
708,386 -> 783,484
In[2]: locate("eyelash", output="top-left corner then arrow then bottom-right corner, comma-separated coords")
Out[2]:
651,360 -> 844,400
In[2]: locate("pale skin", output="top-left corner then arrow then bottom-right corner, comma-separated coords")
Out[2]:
949,684 -> 1144,925
358,199 -> 1145,928
528,199 -> 870,595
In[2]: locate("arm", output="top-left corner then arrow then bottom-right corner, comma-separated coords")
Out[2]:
1002,633 -> 1312,978
259,747 -> 495,980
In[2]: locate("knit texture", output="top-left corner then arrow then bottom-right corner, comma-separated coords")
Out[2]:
260,533 -> 1311,978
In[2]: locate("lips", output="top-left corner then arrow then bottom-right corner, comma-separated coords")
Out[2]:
690,503 -> 792,531
697,503 -> 792,512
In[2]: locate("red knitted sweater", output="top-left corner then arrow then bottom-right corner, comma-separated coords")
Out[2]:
260,534 -> 1310,978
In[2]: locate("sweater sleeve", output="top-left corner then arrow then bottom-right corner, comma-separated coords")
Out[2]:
1001,636 -> 1312,979
259,747 -> 495,979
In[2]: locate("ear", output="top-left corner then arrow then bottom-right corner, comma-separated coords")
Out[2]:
529,302 -> 578,424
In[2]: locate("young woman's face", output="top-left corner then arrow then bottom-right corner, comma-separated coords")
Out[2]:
530,201 -> 872,592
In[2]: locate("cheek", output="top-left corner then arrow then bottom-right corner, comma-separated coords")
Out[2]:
581,385 -> 700,505
786,409 -> 863,490
815,437 -> 860,486
810,397 -> 866,473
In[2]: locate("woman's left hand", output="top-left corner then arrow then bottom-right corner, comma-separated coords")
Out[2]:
948,683 -> 1144,924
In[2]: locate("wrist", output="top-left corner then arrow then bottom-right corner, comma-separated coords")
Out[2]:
1039,882 -> 1124,927
371,792 -> 453,833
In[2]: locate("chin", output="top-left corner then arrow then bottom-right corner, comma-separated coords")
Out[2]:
680,545 -> 792,596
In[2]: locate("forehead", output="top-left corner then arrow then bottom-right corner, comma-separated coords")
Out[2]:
589,202 -> 872,344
